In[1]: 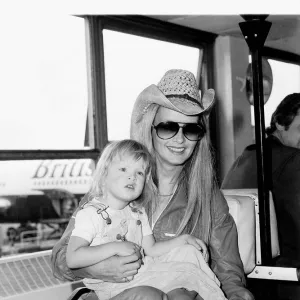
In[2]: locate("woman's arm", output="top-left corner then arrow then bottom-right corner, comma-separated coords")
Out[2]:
66,236 -> 118,268
209,189 -> 254,300
52,229 -> 142,283
142,233 -> 207,257
52,233 -> 142,282
66,236 -> 140,269
70,254 -> 142,282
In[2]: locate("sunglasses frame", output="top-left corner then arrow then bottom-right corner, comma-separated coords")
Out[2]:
152,121 -> 205,141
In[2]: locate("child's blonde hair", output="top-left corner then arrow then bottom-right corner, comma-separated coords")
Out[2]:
88,139 -> 156,207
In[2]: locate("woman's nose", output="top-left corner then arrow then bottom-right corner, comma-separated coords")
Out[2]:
173,127 -> 185,143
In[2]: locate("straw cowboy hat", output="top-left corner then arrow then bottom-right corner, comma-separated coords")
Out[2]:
131,69 -> 215,125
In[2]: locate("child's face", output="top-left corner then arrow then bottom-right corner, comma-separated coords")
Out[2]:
104,154 -> 147,208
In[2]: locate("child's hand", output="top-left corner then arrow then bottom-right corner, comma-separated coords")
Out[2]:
115,241 -> 141,257
183,234 -> 209,262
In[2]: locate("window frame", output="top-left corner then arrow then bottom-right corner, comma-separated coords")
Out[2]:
263,47 -> 300,65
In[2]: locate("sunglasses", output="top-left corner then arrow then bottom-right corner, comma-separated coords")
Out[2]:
152,121 -> 205,141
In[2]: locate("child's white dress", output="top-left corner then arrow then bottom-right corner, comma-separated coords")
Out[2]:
71,199 -> 227,300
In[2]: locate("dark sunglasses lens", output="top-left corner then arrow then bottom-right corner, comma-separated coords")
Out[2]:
156,122 -> 179,139
183,124 -> 203,141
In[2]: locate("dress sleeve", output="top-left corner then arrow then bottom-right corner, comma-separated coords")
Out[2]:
209,189 -> 255,300
71,207 -> 100,243
139,207 -> 153,236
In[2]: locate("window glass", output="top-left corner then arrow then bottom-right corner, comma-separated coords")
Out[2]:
103,30 -> 200,141
264,60 -> 300,127
0,159 -> 95,257
0,14 -> 88,150
251,59 -> 300,128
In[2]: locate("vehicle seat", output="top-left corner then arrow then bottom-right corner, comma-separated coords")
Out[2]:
222,189 -> 280,274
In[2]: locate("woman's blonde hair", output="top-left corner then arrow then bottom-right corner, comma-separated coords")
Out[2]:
131,105 -> 217,244
88,139 -> 156,207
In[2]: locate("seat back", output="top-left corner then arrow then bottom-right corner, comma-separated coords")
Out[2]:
222,189 -> 280,274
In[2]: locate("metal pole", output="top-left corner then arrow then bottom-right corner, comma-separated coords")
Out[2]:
239,16 -> 272,265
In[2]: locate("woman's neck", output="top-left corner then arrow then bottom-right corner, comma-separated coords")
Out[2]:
156,161 -> 183,195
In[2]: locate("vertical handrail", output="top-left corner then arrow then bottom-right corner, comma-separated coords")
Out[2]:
239,16 -> 273,265
85,16 -> 108,151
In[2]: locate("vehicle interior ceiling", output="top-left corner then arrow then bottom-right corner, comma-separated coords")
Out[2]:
148,15 -> 300,57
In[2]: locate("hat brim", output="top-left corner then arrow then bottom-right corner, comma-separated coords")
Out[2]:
131,84 -> 215,124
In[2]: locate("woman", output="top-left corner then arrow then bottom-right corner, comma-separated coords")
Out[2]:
51,69 -> 254,300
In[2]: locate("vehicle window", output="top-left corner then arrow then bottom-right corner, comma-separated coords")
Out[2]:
0,159 -> 95,257
251,59 -> 300,130
103,29 -> 200,141
0,13 -> 92,258
0,14 -> 88,150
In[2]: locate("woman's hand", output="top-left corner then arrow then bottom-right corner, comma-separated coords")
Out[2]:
182,234 -> 209,262
115,241 -> 141,257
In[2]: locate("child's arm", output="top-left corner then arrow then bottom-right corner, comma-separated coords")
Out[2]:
66,236 -> 141,269
142,233 -> 207,257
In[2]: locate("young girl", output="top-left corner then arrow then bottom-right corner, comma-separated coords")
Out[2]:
66,139 -> 227,300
